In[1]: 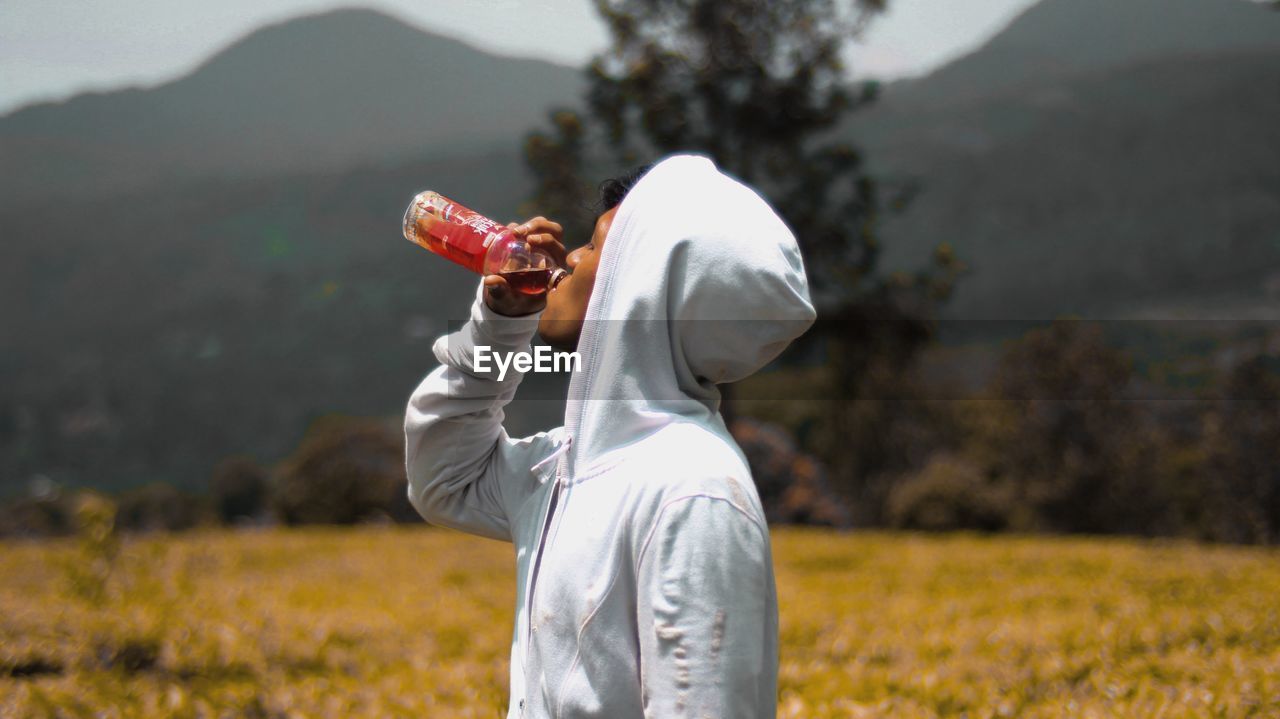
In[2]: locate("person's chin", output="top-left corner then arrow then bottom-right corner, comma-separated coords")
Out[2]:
537,319 -> 580,353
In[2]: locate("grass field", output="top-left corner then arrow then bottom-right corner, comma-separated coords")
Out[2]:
2,526 -> 1278,718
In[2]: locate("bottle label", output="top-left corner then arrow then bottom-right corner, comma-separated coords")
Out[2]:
406,192 -> 510,274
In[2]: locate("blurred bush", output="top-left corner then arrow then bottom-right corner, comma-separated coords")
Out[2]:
271,415 -> 418,525
115,483 -> 208,533
886,453 -> 1015,532
1203,355 -> 1280,544
64,491 -> 119,605
0,492 -> 75,538
0,331 -> 1273,544
732,418 -> 850,527
875,322 -> 1280,544
974,320 -> 1167,535
209,455 -> 270,524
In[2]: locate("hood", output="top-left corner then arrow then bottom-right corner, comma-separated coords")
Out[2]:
561,154 -> 816,480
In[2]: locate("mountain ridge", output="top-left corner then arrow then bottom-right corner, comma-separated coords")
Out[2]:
3,0 -> 1279,494
0,8 -> 583,207
868,48 -> 1280,318
884,0 -> 1280,108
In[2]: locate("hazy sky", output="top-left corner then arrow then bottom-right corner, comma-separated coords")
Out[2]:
1,0 -> 1041,115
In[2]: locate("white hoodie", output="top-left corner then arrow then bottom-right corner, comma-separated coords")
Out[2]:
405,155 -> 816,718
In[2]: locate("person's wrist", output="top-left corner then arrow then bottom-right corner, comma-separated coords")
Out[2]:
483,275 -> 547,317
473,284 -> 542,346
484,296 -> 543,318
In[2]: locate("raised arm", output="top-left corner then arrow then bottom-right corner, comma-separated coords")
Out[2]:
404,278 -> 561,541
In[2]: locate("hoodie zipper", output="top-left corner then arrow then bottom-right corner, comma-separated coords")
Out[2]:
524,438 -> 571,652
526,472 -> 564,646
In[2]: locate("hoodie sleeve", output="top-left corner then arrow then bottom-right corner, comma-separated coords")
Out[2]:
636,494 -> 778,718
404,282 -> 560,541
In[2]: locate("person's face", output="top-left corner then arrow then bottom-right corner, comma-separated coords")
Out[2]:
538,207 -> 617,351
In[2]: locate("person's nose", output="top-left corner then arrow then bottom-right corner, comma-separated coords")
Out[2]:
565,247 -> 585,271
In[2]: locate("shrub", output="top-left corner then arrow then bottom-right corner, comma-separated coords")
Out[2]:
272,416 -> 417,525
115,483 -> 207,533
209,455 -> 270,525
732,418 -> 850,527
0,493 -> 75,538
887,453 -> 1015,532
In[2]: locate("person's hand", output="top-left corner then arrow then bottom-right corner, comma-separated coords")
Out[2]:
483,217 -> 567,317
512,216 -> 567,268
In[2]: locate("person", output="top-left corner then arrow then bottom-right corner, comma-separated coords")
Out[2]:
405,154 -> 816,718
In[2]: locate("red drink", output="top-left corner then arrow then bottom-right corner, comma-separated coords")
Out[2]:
403,191 -> 565,293
500,268 -> 555,296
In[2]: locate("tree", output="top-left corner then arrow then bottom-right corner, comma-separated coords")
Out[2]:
524,0 -> 961,510
1204,354 -> 1280,544
978,320 -> 1166,534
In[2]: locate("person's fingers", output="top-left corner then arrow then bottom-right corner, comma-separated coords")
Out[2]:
483,274 -> 508,300
527,233 -> 568,267
484,274 -> 525,315
532,217 -> 563,240
508,217 -> 568,267
513,217 -> 563,241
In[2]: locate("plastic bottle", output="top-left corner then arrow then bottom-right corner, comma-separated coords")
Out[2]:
402,191 -> 567,295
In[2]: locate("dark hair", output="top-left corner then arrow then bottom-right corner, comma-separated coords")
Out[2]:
598,164 -> 652,212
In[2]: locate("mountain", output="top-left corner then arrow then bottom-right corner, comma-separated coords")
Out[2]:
0,8 -> 583,207
3,0 -> 1279,495
0,151 -> 570,496
888,0 -> 1280,108
852,0 -> 1280,318
0,10 -> 585,495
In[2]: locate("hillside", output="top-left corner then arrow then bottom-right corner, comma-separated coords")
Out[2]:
888,0 -> 1280,108
0,8 -> 582,207
0,152 -> 572,495
1,10 -> 583,494
3,0 -> 1279,494
852,0 -> 1280,318
870,51 -> 1280,318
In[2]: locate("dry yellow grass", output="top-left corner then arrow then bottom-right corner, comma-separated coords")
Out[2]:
1,526 -> 1277,718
